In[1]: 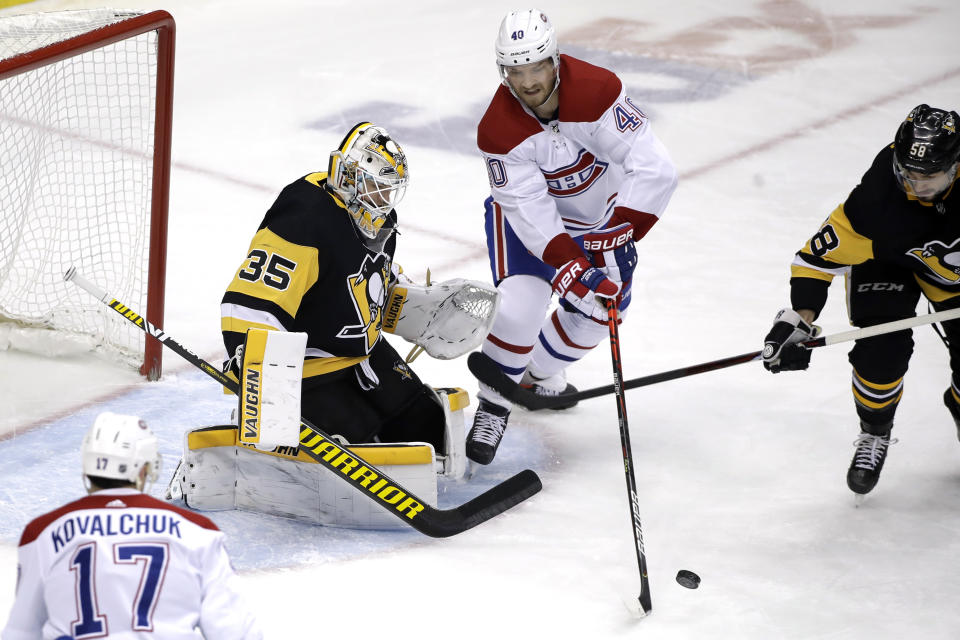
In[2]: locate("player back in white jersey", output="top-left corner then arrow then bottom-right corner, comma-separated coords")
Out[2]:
2,413 -> 262,640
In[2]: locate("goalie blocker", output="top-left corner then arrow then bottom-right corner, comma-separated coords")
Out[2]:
169,387 -> 470,529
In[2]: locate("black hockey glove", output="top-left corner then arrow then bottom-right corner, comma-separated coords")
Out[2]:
762,308 -> 820,373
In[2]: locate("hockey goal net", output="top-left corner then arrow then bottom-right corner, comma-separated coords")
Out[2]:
0,9 -> 174,379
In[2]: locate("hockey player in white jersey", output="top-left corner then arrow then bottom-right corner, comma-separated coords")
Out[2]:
1,413 -> 262,640
468,9 -> 678,464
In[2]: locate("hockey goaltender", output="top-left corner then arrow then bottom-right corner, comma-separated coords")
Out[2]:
167,122 -> 500,529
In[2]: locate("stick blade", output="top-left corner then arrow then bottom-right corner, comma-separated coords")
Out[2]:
412,469 -> 543,538
639,589 -> 652,615
620,592 -> 651,619
467,351 -> 554,410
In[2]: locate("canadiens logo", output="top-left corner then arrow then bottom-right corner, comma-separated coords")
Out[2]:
907,238 -> 960,284
337,253 -> 390,353
542,149 -> 608,198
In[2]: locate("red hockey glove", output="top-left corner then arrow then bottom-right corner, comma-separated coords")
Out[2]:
580,222 -> 637,284
552,257 -> 620,323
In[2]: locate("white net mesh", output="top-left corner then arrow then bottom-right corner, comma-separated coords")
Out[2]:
451,284 -> 498,320
411,279 -> 499,360
0,9 -> 156,367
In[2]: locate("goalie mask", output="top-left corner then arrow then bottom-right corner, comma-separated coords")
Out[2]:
81,412 -> 161,492
328,122 -> 409,239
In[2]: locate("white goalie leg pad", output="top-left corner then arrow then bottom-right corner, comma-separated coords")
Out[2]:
382,278 -> 499,359
239,328 -> 307,450
431,387 -> 470,479
301,443 -> 438,529
176,426 -> 239,510
178,425 -> 438,529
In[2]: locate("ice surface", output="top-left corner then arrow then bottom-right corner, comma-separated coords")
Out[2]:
2,0 -> 960,637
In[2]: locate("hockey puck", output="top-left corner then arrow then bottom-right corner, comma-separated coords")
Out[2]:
676,569 -> 701,589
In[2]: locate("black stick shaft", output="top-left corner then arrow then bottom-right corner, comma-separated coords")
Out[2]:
605,301 -> 652,615
475,305 -> 960,412
582,351 -> 762,400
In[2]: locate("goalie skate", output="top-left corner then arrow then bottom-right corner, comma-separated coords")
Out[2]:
466,399 -> 510,465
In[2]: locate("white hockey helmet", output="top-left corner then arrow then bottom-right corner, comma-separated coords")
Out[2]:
328,122 -> 409,239
495,9 -> 559,82
81,412 -> 161,492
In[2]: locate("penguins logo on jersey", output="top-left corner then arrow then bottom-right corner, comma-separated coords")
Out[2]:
907,238 -> 960,284
393,361 -> 413,380
337,253 -> 390,353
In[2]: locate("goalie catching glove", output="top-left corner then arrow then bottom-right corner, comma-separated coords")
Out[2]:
762,308 -> 821,373
382,276 -> 499,359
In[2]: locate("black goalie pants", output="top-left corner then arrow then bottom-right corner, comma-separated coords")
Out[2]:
847,260 -> 960,431
300,340 -> 445,449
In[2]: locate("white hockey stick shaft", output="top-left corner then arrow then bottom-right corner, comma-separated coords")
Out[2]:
66,267 -> 111,302
812,306 -> 960,347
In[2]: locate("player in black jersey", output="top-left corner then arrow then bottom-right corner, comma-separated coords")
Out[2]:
221,122 -> 446,449
761,104 -> 960,496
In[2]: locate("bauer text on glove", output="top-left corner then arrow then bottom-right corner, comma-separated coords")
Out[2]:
581,222 -> 637,284
552,257 -> 620,323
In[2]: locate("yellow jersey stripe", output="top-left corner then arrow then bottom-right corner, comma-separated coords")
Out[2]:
227,228 -> 320,319
303,355 -> 368,377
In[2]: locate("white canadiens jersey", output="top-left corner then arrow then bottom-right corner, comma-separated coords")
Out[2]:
477,54 -> 677,260
2,488 -> 262,640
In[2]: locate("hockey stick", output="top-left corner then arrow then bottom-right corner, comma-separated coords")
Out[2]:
65,267 -> 542,538
470,306 -> 960,410
604,300 -> 651,616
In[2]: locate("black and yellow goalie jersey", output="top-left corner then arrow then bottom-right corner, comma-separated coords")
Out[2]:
791,143 -> 960,314
222,172 -> 397,379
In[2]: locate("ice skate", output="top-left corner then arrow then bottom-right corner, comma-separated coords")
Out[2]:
466,399 -> 510,465
846,426 -> 897,496
942,389 -> 960,442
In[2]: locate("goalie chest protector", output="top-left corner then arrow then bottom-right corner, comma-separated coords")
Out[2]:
222,173 -> 398,375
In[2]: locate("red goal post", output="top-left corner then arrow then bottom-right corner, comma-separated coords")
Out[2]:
0,9 -> 175,379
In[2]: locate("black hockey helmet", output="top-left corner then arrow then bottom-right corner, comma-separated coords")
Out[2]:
892,104 -> 960,201
894,104 -> 960,174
